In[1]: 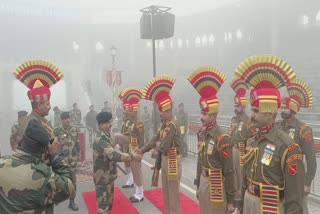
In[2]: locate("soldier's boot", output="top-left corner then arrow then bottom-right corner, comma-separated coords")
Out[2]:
130,185 -> 144,203
122,171 -> 134,188
69,199 -> 79,211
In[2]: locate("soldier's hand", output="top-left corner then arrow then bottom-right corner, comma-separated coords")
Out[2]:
226,203 -> 235,214
47,137 -> 60,155
304,185 -> 311,196
150,165 -> 155,170
136,149 -> 142,155
132,152 -> 142,161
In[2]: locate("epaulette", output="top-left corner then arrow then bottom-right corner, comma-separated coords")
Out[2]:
169,121 -> 177,130
276,129 -> 295,147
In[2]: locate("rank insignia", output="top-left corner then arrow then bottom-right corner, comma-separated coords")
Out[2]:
288,164 -> 297,175
261,144 -> 276,166
207,140 -> 215,155
289,128 -> 295,139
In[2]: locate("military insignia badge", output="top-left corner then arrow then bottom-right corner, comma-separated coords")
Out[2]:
289,128 -> 295,139
238,121 -> 244,131
261,144 -> 276,166
288,164 -> 297,175
207,140 -> 215,155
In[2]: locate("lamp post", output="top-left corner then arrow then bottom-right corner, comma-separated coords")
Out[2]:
110,46 -> 117,115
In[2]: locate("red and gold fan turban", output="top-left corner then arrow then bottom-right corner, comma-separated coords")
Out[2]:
143,75 -> 175,112
234,55 -> 296,113
187,66 -> 226,114
13,60 -> 63,103
121,87 -> 143,112
230,77 -> 249,107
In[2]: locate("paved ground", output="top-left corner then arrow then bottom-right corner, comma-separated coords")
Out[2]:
55,151 -> 320,214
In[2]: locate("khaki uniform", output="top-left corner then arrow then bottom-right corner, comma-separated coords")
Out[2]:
176,111 -> 188,157
19,111 -> 54,139
242,126 -> 305,214
195,123 -> 235,214
276,118 -> 317,214
141,120 -> 181,214
229,113 -> 251,206
54,125 -> 80,200
93,130 -> 132,214
129,120 -> 145,186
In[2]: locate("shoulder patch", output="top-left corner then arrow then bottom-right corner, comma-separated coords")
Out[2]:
288,143 -> 298,152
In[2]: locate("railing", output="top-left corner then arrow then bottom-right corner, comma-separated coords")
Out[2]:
186,119 -> 320,196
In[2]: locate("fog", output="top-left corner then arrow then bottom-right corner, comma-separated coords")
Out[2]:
1,0 -> 320,155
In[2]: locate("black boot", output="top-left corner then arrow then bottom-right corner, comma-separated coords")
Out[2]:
69,199 -> 79,211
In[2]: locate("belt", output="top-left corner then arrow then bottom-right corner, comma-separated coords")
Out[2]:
246,179 -> 284,199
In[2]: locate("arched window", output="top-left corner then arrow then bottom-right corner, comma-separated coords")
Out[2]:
202,34 -> 208,46
185,39 -> 190,48
195,36 -> 201,48
177,38 -> 183,48
159,40 -> 164,50
209,34 -> 215,45
316,10 -> 320,23
236,29 -> 242,41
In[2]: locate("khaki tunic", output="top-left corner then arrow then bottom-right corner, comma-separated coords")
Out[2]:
242,126 -> 305,214
195,123 -> 235,214
229,113 -> 251,203
141,119 -> 181,214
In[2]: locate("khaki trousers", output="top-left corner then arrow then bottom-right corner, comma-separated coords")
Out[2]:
199,174 -> 226,214
243,190 -> 284,214
161,155 -> 182,214
131,159 -> 143,186
232,148 -> 242,202
113,134 -> 131,167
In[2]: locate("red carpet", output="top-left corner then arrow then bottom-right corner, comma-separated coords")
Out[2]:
144,188 -> 200,214
82,187 -> 139,214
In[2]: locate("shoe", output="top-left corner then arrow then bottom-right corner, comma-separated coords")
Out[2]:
69,200 -> 79,211
129,195 -> 135,200
122,184 -> 134,188
130,197 -> 144,203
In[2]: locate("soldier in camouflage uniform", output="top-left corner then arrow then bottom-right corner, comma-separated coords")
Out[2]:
53,106 -> 62,128
235,55 -> 305,213
176,102 -> 188,158
188,67 -> 235,214
0,119 -> 75,213
70,103 -> 82,126
10,110 -> 28,151
276,79 -> 316,214
13,60 -> 63,141
54,111 -> 80,211
139,75 -> 182,214
93,112 -> 142,214
229,78 -> 251,210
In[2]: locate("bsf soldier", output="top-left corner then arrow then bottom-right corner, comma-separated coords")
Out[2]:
188,66 -> 235,214
114,87 -> 145,203
70,103 -> 82,126
229,77 -> 251,210
235,55 -> 305,213
114,89 -> 134,188
276,78 -> 316,214
0,119 -> 75,213
176,102 -> 189,158
138,75 -> 182,214
93,112 -> 141,214
54,111 -> 80,211
141,106 -> 151,143
13,60 -> 64,140
10,110 -> 28,151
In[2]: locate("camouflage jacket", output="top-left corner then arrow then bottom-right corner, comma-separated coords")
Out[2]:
10,122 -> 21,151
276,118 -> 317,186
0,148 -> 74,214
54,125 -> 80,169
19,111 -> 55,139
241,126 -> 305,213
93,130 -> 132,185
53,110 -> 62,128
195,123 -> 235,203
70,109 -> 82,126
141,119 -> 181,154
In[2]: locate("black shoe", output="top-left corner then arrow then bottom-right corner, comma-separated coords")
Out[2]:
69,200 -> 79,211
122,184 -> 134,188
129,195 -> 135,200
130,197 -> 144,203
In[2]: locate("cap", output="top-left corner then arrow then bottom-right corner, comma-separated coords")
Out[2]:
23,119 -> 50,145
121,87 -> 143,112
96,112 -> 112,124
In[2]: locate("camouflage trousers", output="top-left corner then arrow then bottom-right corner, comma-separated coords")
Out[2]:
95,182 -> 115,214
70,167 -> 77,200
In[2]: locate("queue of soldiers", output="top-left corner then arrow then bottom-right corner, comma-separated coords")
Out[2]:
0,54 -> 317,214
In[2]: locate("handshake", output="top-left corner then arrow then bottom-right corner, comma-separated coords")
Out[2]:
131,149 -> 143,161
